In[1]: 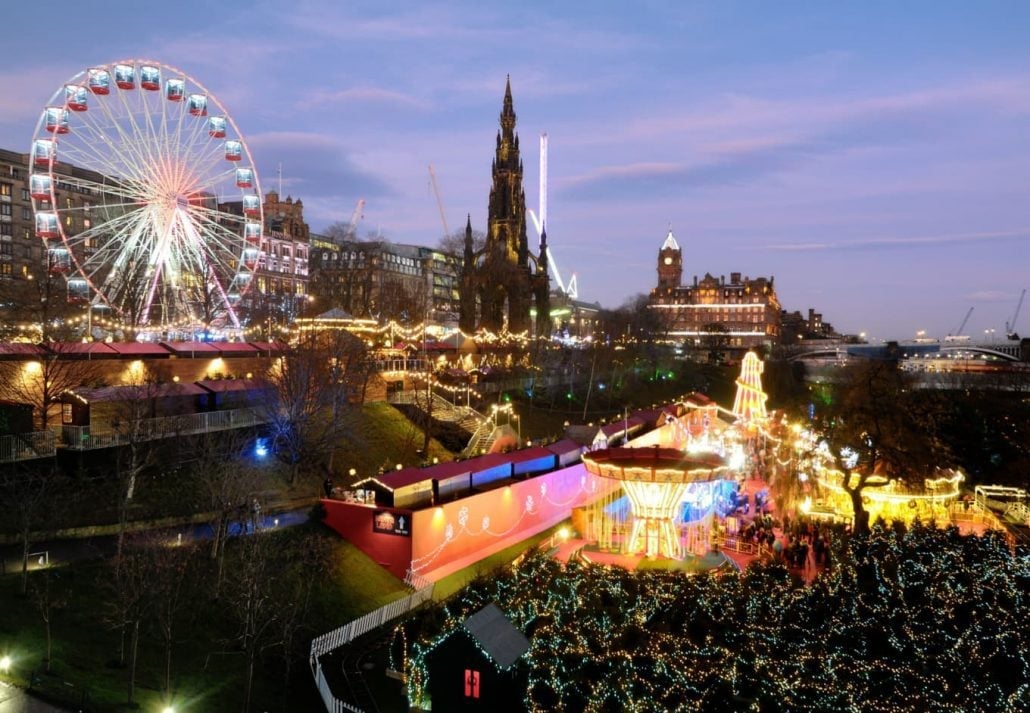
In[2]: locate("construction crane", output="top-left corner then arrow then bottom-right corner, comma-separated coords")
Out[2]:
346,198 -> 365,241
1005,288 -> 1026,339
428,164 -> 450,239
950,307 -> 973,336
526,133 -> 578,298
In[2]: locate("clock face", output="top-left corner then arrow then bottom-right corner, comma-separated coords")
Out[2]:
664,256 -> 673,265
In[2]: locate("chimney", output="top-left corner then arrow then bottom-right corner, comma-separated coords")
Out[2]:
730,272 -> 741,283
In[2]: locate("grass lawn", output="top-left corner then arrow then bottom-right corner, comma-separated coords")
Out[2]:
331,402 -> 454,485
633,550 -> 734,573
431,521 -> 568,601
0,522 -> 410,712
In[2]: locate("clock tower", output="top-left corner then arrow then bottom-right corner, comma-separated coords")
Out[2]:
657,229 -> 682,290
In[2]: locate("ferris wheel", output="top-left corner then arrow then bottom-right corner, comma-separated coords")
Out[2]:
29,59 -> 262,332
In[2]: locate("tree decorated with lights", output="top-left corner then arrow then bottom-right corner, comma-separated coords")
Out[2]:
810,359 -> 952,534
731,351 -> 768,423
397,523 -> 1028,712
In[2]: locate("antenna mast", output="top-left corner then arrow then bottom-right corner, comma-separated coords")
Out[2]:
527,133 -> 578,298
539,133 -> 548,247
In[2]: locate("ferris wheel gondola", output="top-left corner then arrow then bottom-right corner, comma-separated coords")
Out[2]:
29,59 -> 262,333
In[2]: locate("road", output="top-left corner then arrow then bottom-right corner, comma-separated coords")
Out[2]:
0,507 -> 311,575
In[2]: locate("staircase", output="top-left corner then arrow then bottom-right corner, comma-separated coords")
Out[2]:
388,389 -> 485,434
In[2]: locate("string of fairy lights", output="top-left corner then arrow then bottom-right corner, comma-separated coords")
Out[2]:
395,525 -> 1030,711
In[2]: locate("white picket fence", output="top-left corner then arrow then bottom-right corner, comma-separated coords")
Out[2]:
314,661 -> 363,713
310,575 -> 434,712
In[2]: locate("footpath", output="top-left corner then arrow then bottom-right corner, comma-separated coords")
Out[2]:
0,494 -> 318,574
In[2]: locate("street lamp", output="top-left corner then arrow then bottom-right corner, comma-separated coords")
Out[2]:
0,655 -> 11,673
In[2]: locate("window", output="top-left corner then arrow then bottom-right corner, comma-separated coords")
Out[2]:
0,264 -> 11,276
0,223 -> 11,236
0,204 -> 10,216
0,183 -> 11,197
21,189 -> 29,201
22,207 -> 32,220
0,243 -> 11,255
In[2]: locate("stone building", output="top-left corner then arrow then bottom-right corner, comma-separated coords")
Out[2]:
309,236 -> 462,325
648,230 -> 781,350
220,190 -> 310,330
459,78 -> 549,335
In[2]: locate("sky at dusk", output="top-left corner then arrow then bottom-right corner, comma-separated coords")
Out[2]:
1,1 -> 1029,340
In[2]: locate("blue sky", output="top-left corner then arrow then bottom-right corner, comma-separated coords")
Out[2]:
2,1 -> 1029,340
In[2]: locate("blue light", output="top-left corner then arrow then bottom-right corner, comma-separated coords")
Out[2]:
255,437 -> 268,458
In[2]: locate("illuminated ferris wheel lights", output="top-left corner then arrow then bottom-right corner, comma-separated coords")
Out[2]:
31,59 -> 263,331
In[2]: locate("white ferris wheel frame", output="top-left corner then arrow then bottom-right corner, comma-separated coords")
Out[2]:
29,58 -> 262,332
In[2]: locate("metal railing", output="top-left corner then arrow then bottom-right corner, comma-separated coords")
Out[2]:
714,534 -> 770,558
310,577 -> 434,713
0,430 -> 56,463
55,407 -> 266,450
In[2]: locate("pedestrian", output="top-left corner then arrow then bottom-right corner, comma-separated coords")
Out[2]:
251,498 -> 261,532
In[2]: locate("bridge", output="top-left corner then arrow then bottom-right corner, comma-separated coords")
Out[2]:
788,339 -> 1023,364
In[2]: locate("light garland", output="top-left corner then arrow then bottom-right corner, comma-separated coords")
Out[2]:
397,524 -> 1027,711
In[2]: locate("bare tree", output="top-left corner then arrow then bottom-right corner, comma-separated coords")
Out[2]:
308,237 -> 387,318
0,343 -> 103,430
378,273 -> 429,325
0,464 -> 65,595
221,530 -> 332,712
108,370 -> 165,559
189,431 -> 261,594
29,567 -> 67,673
0,259 -> 81,342
104,537 -> 153,706
147,540 -> 199,699
263,331 -> 366,486
438,227 -> 485,257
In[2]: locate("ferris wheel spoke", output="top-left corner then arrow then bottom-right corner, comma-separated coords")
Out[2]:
47,170 -> 144,204
179,113 -> 221,179
188,210 -> 252,259
188,165 -> 241,197
62,208 -> 148,254
72,220 -> 154,289
83,89 -> 158,183
191,202 -> 250,229
56,135 -> 145,194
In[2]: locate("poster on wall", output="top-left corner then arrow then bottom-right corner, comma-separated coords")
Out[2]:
373,509 -> 411,537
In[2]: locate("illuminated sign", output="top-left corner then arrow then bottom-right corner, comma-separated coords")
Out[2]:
372,509 -> 410,537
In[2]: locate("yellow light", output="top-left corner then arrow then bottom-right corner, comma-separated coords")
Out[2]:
23,361 -> 41,375
800,496 -> 812,514
0,655 -> 10,673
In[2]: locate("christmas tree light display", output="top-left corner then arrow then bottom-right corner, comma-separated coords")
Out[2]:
732,351 -> 768,422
